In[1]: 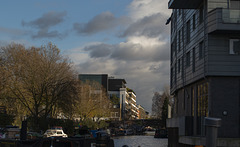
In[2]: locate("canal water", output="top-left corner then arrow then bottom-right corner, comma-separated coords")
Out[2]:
113,135 -> 168,147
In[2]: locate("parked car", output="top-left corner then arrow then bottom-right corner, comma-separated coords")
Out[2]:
27,132 -> 43,139
43,129 -> 68,138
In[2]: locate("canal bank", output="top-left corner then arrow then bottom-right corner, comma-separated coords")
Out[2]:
113,135 -> 168,147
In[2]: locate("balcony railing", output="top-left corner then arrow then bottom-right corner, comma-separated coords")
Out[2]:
222,9 -> 240,23
208,8 -> 240,33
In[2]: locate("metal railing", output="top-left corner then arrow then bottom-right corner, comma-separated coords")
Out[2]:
222,9 -> 240,23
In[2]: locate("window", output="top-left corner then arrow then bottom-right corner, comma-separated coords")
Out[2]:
197,83 -> 208,117
178,30 -> 181,51
181,57 -> 184,79
174,63 -> 177,84
199,41 -> 204,59
191,87 -> 195,116
192,48 -> 196,72
186,20 -> 190,43
182,27 -> 184,44
199,5 -> 204,24
178,58 -> 181,73
178,9 -> 182,16
186,51 -> 191,67
171,68 -> 173,87
193,14 -> 196,30
174,36 -> 177,54
229,39 -> 240,54
111,112 -> 115,118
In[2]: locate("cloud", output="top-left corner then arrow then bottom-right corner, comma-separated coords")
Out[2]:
22,11 -> 67,39
84,43 -> 112,58
120,13 -> 169,38
82,37 -> 169,62
73,11 -> 130,35
74,55 -> 170,111
72,36 -> 170,112
128,0 -> 171,20
70,0 -> 172,112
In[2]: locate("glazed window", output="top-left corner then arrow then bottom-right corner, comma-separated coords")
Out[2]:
186,51 -> 191,67
229,39 -> 240,55
199,41 -> 204,59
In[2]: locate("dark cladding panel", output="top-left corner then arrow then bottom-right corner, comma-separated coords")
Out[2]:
78,74 -> 108,91
108,79 -> 126,91
168,0 -> 203,9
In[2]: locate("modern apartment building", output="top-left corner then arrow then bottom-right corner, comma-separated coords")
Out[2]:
167,0 -> 240,146
108,78 -> 127,121
78,74 -> 138,121
138,105 -> 149,119
125,91 -> 138,120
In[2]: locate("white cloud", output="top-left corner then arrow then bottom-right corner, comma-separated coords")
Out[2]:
128,0 -> 171,21
69,0 -> 171,112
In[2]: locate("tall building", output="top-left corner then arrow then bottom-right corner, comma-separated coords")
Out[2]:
108,78 -> 127,121
167,0 -> 240,146
125,90 -> 138,120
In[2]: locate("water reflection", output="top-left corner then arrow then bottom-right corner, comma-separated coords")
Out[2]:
113,135 -> 168,147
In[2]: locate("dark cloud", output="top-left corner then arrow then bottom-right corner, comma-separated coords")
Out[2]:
120,13 -> 169,38
73,12 -> 129,35
22,11 -> 67,39
82,41 -> 170,62
84,43 -> 112,58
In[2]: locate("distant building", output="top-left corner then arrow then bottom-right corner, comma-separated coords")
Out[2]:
78,74 -> 139,121
108,78 -> 127,121
78,74 -> 108,92
137,105 -> 148,119
167,0 -> 240,146
125,90 -> 138,120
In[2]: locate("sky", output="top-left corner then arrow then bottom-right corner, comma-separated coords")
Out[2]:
0,0 -> 172,112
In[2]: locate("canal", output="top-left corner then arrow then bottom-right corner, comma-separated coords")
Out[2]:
113,135 -> 168,147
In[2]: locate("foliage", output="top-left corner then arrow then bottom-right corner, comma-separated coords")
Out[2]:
0,43 -> 77,131
79,118 -> 109,130
126,88 -> 135,94
74,81 -> 111,127
110,94 -> 120,105
0,42 -> 111,131
0,113 -> 14,127
27,117 -> 75,135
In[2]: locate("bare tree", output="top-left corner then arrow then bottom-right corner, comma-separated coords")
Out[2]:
152,86 -> 170,120
152,92 -> 162,119
74,81 -> 111,122
0,43 -> 76,128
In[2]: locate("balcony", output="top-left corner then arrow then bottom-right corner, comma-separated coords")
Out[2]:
168,0 -> 202,9
208,8 -> 240,33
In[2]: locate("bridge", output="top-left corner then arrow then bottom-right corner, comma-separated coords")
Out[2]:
109,119 -> 166,129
